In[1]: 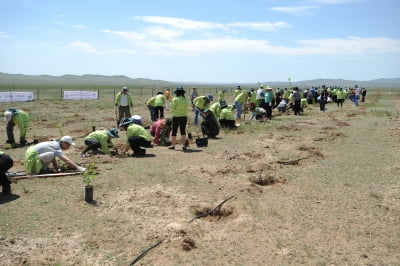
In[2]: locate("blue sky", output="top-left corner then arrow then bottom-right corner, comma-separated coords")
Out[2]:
0,0 -> 399,83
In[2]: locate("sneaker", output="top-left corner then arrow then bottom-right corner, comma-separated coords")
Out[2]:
183,146 -> 188,151
168,146 -> 175,150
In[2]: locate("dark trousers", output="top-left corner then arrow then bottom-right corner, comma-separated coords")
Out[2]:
82,139 -> 101,154
320,99 -> 326,111
265,104 -> 272,119
154,106 -> 164,120
294,100 -> 301,115
0,154 -> 13,188
6,121 -> 16,143
171,116 -> 187,136
128,136 -> 151,154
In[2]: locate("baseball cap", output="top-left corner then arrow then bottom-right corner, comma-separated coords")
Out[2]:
60,136 -> 75,145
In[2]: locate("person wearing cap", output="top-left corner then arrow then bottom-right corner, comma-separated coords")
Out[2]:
115,86 -> 133,125
3,107 -> 30,147
233,86 -> 242,98
169,87 -> 189,150
24,136 -> 86,175
120,115 -> 153,157
81,128 -> 119,157
193,94 -> 213,126
0,150 -> 13,194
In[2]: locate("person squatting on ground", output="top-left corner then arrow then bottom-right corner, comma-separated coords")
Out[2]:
150,118 -> 172,146
4,107 -> 30,147
120,115 -> 153,157
154,92 -> 166,120
200,109 -> 220,138
24,136 -> 86,175
193,94 -> 213,126
219,102 -> 237,129
0,150 -> 13,194
115,86 -> 133,125
81,128 -> 119,157
169,87 -> 189,150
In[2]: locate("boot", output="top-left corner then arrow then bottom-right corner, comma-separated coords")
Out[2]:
20,137 -> 27,146
2,183 -> 11,194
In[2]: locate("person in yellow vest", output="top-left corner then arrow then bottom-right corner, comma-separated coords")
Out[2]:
4,107 -> 29,147
119,115 -> 153,157
336,87 -> 347,109
193,94 -> 213,126
81,128 -> 119,157
0,150 -> 13,194
115,86 -> 133,125
146,96 -> 156,121
154,92 -> 166,120
218,88 -> 227,101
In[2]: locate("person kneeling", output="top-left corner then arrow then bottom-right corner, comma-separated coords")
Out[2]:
81,128 -> 119,157
119,115 -> 153,157
24,136 -> 86,175
219,104 -> 237,129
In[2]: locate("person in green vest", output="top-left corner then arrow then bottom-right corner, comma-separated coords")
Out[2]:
218,88 -> 227,102
81,128 -> 119,157
336,87 -> 347,109
119,115 -> 153,157
169,87 -> 189,150
233,90 -> 248,124
154,92 -> 166,120
233,85 -> 242,98
193,94 -> 213,126
146,96 -> 156,122
0,150 -> 13,194
4,107 -> 30,147
219,103 -> 237,129
115,86 -> 133,125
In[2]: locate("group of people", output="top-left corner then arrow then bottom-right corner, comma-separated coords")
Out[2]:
1,84 -> 367,195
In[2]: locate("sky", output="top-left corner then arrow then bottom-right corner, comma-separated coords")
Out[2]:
0,0 -> 399,83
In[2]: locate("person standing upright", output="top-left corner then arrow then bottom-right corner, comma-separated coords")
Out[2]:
169,87 -> 189,150
115,86 -> 133,125
154,92 -> 166,120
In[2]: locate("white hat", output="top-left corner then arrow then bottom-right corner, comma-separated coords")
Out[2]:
4,111 -> 12,122
131,115 -> 142,125
60,135 -> 75,145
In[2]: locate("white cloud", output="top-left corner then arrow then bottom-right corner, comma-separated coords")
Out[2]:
70,41 -> 98,53
270,6 -> 317,14
227,22 -> 291,31
123,36 -> 400,56
146,26 -> 185,41
134,16 -> 290,31
73,24 -> 89,30
134,16 -> 225,30
0,32 -> 9,39
311,0 -> 363,3
102,29 -> 146,41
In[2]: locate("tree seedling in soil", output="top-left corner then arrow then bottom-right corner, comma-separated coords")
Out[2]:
82,163 -> 97,202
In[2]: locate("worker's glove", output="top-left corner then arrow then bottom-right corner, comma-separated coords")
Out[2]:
77,166 -> 86,172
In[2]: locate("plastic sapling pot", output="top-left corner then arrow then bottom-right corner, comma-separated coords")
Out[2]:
82,163 -> 97,203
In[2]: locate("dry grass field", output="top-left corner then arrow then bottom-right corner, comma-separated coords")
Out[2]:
1,89 -> 399,265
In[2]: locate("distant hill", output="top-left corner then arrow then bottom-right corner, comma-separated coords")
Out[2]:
0,72 -> 399,88
0,73 -> 174,88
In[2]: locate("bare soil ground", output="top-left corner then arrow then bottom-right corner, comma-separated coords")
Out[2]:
1,90 -> 399,265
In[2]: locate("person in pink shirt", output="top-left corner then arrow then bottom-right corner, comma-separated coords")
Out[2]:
149,118 -> 172,146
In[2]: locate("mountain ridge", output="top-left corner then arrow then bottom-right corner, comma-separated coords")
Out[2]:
0,72 -> 399,88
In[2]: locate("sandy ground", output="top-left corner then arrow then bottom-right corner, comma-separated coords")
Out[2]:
1,93 -> 399,265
